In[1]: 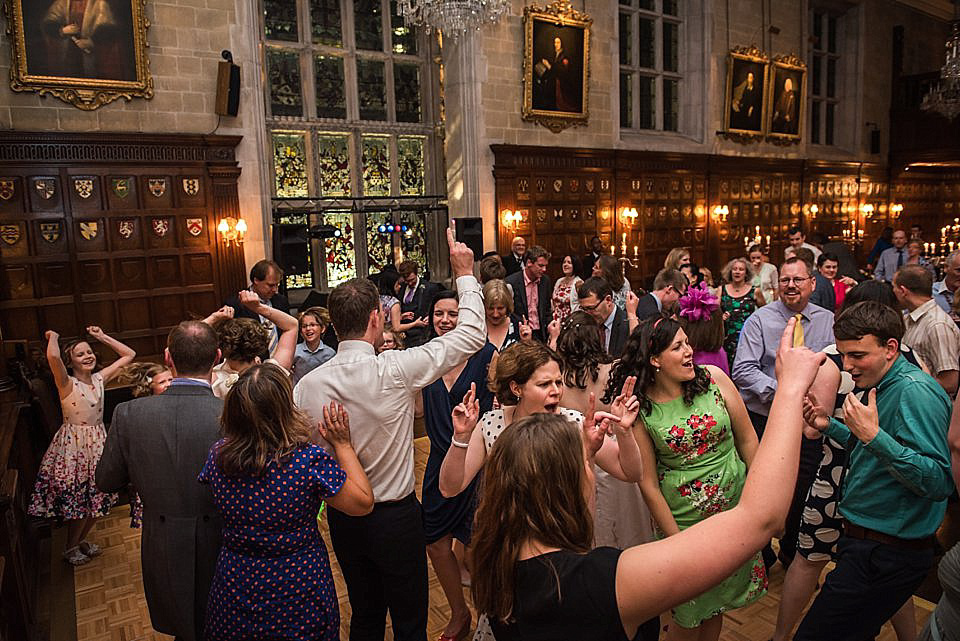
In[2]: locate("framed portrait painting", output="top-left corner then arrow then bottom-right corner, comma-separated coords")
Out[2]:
723,46 -> 769,138
522,0 -> 592,133
767,54 -> 806,143
3,0 -> 154,110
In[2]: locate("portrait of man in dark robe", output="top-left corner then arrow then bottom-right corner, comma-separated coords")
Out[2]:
771,72 -> 802,135
532,22 -> 584,114
728,64 -> 763,132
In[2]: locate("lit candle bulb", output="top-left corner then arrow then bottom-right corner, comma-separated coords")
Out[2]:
744,236 -> 750,249
925,242 -> 930,254
858,229 -> 863,240
633,245 -> 638,257
951,241 -> 956,252
765,234 -> 770,246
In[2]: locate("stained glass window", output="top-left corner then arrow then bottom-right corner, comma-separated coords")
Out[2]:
365,212 -> 392,274
265,0 -> 298,41
310,0 -> 342,46
324,212 -> 357,286
267,48 -> 303,117
315,55 -> 346,118
355,0 -> 383,50
362,135 -> 391,195
272,132 -> 310,197
394,63 -> 421,123
317,133 -> 351,196
398,136 -> 424,195
398,210 -> 427,272
357,59 -> 387,120
390,0 -> 417,54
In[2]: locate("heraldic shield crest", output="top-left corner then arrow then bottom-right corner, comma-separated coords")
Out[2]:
34,178 -> 55,200
148,178 -> 167,198
40,222 -> 61,243
80,222 -> 99,241
0,179 -> 15,201
0,224 -> 21,245
74,178 -> 94,199
112,178 -> 131,199
152,218 -> 170,237
182,178 -> 200,196
186,218 -> 203,237
118,219 -> 135,239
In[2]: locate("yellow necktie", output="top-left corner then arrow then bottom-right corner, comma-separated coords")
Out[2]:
793,313 -> 805,348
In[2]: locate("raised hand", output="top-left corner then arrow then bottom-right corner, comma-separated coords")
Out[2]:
45,330 -> 60,343
625,290 -> 640,316
401,311 -> 415,321
213,305 -> 235,321
413,316 -> 429,328
86,326 -> 105,340
609,375 -> 640,435
238,290 -> 261,310
447,226 -> 475,278
581,392 -> 606,457
547,318 -> 561,340
774,317 -> 825,391
319,401 -> 353,447
802,392 -> 830,433
518,317 -> 533,341
452,382 -> 480,440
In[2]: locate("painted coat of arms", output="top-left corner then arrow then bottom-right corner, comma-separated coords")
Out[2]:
80,221 -> 99,241
152,218 -> 170,237
34,178 -> 55,199
182,178 -> 200,196
148,178 -> 167,197
186,218 -> 203,237
40,221 -> 61,243
74,178 -> 94,199
0,179 -> 15,201
118,219 -> 135,239
0,224 -> 21,245
112,178 -> 131,199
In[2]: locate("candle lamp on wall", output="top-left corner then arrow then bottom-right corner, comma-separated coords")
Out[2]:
809,204 -> 819,219
218,217 -> 247,246
890,203 -> 904,219
501,208 -> 522,230
712,205 -> 729,223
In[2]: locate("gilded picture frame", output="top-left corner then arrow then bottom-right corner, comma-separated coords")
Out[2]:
766,53 -> 806,144
723,45 -> 769,141
522,0 -> 591,134
2,0 -> 154,110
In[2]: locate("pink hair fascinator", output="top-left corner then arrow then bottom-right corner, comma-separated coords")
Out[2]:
678,283 -> 720,322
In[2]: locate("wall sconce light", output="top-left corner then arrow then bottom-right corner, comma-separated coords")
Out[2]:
712,205 -> 729,222
501,208 -> 523,229
809,204 -> 819,218
890,203 -> 904,218
860,203 -> 875,218
620,206 -> 639,226
218,217 -> 246,246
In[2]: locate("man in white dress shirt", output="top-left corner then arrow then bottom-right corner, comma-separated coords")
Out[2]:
294,228 -> 484,641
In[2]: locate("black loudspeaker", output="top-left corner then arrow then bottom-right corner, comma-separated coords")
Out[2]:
215,58 -> 241,117
274,224 -> 309,276
454,217 -> 484,259
870,129 -> 881,155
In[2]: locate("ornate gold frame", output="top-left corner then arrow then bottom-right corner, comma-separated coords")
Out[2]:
522,0 -> 591,134
722,45 -> 769,143
766,53 -> 806,145
3,0 -> 154,110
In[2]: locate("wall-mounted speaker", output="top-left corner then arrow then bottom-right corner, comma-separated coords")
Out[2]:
454,217 -> 484,259
215,52 -> 240,117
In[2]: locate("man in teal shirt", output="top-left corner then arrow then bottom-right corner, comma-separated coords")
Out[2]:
798,301 -> 953,640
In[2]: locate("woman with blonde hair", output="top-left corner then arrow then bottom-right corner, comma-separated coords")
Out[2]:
200,363 -> 373,640
483,279 -> 523,351
664,247 -> 692,271
720,257 -> 762,369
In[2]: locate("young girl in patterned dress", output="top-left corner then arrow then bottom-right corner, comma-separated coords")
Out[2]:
28,327 -> 136,565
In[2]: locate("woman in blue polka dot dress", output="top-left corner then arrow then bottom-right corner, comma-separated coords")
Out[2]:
199,363 -> 374,641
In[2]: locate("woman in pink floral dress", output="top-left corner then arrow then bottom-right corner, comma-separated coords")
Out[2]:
604,316 -> 764,641
29,327 -> 135,565
551,254 -> 583,324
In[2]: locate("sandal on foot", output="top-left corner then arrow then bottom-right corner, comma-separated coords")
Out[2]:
63,546 -> 90,566
78,541 -> 102,557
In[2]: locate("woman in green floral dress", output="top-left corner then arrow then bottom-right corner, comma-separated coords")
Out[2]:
604,316 -> 765,641
720,257 -> 761,369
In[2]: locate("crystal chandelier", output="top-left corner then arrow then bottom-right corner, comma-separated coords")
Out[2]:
922,15 -> 960,119
396,0 -> 509,37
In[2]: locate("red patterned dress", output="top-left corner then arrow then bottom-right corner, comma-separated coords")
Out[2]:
641,378 -> 766,628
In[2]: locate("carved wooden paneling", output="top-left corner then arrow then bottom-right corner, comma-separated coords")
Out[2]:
0,132 -> 245,360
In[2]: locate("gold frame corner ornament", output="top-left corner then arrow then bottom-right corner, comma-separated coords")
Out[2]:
522,0 -> 592,134
3,0 -> 154,110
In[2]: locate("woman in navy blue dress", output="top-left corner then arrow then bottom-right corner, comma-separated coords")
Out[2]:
199,363 -> 373,641
422,290 -> 495,641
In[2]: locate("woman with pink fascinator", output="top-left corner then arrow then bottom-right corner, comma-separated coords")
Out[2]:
677,283 -> 730,376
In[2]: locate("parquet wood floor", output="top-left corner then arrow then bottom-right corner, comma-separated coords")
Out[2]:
72,438 -> 935,641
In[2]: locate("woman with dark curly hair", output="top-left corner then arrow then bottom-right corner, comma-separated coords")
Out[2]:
604,316 -> 763,641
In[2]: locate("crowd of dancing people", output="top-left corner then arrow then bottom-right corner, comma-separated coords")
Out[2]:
24,223 -> 960,641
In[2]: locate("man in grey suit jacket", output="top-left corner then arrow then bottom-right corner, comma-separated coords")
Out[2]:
97,321 -> 223,641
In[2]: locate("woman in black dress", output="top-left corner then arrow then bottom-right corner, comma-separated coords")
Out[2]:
422,290 -> 495,641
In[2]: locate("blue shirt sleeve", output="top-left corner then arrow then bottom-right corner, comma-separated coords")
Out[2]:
309,445 -> 348,499
731,313 -> 777,408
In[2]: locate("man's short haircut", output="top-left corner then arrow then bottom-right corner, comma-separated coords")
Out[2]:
397,260 -> 419,277
329,278 -> 380,340
578,277 -> 613,301
788,226 -> 803,236
781,256 -> 813,277
479,255 -> 507,283
834,301 -> 905,346
893,264 -> 933,296
250,259 -> 283,282
653,268 -> 686,292
167,321 -> 219,376
523,245 -> 550,265
817,252 -> 839,268
793,247 -> 816,270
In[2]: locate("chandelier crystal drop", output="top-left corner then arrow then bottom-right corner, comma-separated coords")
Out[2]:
922,18 -> 960,120
396,0 -> 509,37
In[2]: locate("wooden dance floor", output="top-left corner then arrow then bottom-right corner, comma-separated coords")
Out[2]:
70,437 -> 934,641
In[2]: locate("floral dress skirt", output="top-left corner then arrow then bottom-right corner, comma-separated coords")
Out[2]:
643,379 -> 766,628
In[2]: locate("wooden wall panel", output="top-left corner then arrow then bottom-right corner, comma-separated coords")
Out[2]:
0,132 -> 246,361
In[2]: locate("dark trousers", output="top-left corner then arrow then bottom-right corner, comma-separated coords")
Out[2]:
328,494 -> 428,641
795,537 -> 935,641
747,410 -> 822,567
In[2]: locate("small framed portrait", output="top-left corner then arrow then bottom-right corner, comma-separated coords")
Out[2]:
724,46 -> 769,137
767,54 -> 807,142
4,0 -> 154,110
522,0 -> 592,133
